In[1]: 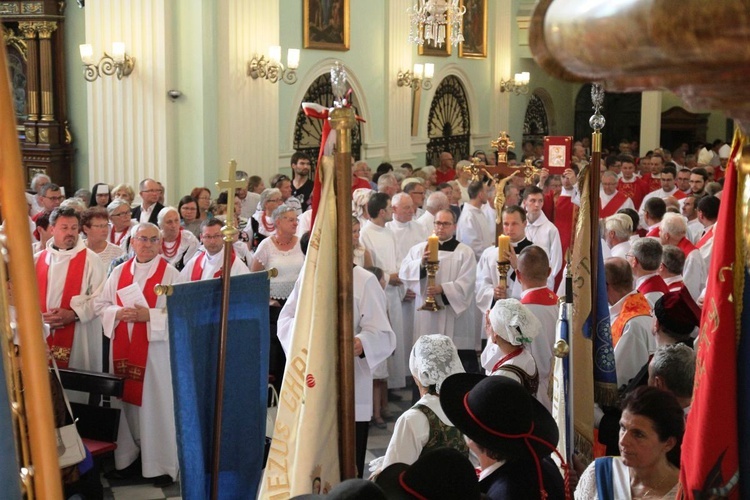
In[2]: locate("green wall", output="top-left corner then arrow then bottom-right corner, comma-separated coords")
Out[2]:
64,3 -> 88,190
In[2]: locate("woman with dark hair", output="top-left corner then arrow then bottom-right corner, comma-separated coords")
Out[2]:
190,187 -> 213,222
89,183 -> 112,208
178,195 -> 201,237
575,386 -> 684,499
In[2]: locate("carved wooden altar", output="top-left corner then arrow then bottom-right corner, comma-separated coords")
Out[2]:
2,0 -> 73,191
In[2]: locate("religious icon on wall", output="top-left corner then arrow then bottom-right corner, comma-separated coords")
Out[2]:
418,25 -> 452,57
304,0 -> 350,51
459,0 -> 487,59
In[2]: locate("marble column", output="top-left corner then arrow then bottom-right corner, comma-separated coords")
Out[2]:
385,0 -> 414,163
640,91 -> 662,153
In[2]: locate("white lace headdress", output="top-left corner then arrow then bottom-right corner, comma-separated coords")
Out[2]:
409,334 -> 464,393
489,298 -> 542,346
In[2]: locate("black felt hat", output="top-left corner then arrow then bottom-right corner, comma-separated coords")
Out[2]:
375,448 -> 481,500
291,478 -> 386,500
439,374 -> 558,459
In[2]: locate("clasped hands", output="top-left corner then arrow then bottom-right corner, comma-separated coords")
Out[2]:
43,308 -> 77,330
116,305 -> 151,323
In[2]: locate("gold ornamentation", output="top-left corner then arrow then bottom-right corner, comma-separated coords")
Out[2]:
419,262 -> 443,312
3,27 -> 28,60
492,172 -> 520,224
25,126 -> 36,143
0,3 -> 20,14
21,2 -> 44,14
17,22 -> 37,39
490,131 -> 515,165
462,156 -> 484,182
518,158 -> 541,185
34,21 -> 57,39
37,127 -> 48,143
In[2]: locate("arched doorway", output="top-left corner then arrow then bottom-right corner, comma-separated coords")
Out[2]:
523,93 -> 550,146
574,84 -> 641,153
426,75 -> 471,166
293,73 -> 363,168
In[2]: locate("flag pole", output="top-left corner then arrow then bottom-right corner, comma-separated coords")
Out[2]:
589,84 -> 605,337
209,161 -> 246,500
0,34 -> 63,499
328,63 -> 357,480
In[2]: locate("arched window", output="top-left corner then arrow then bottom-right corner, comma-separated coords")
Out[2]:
293,73 -> 363,168
523,93 -> 549,146
426,75 -> 471,167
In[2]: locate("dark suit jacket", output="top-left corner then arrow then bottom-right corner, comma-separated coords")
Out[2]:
131,202 -> 164,225
480,457 -> 566,500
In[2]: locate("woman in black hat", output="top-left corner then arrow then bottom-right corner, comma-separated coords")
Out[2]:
439,374 -> 567,499
575,386 -> 683,500
375,448 -> 482,500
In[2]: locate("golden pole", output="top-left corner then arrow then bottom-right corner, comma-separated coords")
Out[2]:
329,63 -> 357,480
589,84 -> 604,332
208,161 -> 246,500
0,36 -> 63,499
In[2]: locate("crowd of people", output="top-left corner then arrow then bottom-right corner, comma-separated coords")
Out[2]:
6,136 -> 722,498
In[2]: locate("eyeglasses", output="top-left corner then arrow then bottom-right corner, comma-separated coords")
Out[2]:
134,236 -> 160,243
45,195 -> 65,201
434,221 -> 454,227
181,206 -> 197,211
412,191 -> 426,195
89,223 -> 109,229
141,189 -> 161,194
111,211 -> 131,217
267,198 -> 283,203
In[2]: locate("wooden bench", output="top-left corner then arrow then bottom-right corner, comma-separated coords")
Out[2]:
57,368 -> 125,457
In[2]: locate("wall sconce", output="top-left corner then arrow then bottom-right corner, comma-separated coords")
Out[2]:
397,63 -> 434,90
499,72 -> 530,95
79,42 -> 135,82
247,45 -> 300,85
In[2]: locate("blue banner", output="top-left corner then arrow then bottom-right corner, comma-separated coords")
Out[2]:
167,273 -> 270,499
739,268 -> 750,499
589,242 -> 617,403
0,330 -> 21,500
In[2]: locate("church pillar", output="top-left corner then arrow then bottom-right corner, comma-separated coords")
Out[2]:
217,0 -> 280,183
84,0 -> 170,200
385,0 -> 414,163
490,0 -> 513,138
640,91 -> 662,153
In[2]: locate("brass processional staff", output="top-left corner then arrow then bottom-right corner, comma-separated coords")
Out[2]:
0,40 -> 64,498
328,62 -> 357,479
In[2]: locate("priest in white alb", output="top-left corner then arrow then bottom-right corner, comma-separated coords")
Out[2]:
400,209 -> 478,372
94,222 -> 183,487
180,219 -> 250,281
35,207 -> 106,371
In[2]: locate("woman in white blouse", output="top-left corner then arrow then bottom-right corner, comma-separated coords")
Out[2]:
373,334 -> 467,476
251,204 -> 305,393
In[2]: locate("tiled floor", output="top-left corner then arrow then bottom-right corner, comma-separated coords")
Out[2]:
101,387 -> 414,499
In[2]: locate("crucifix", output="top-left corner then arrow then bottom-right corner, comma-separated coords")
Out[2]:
209,158 -> 247,500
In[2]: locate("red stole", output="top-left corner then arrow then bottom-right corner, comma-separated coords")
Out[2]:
611,292 -> 652,347
542,191 -> 556,222
599,191 -> 628,218
521,287 -> 558,306
646,226 -> 661,238
36,249 -> 87,368
642,173 -> 661,192
189,250 -> 236,281
555,195 -> 574,255
677,237 -> 697,258
668,279 -> 684,292
618,178 -> 647,208
113,257 -> 168,406
110,226 -> 128,246
696,226 -> 714,248
671,189 -> 686,200
637,275 -> 670,296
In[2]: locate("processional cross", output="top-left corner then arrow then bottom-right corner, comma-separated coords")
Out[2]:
215,159 -> 247,242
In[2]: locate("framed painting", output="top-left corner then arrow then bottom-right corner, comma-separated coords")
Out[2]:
459,0 -> 487,59
304,0 -> 350,51
418,27 -> 452,57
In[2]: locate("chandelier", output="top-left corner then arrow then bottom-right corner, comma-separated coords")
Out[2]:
408,0 -> 466,48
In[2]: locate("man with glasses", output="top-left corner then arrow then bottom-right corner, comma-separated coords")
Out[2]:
400,209 -> 478,373
352,160 -> 373,191
600,171 -> 634,219
639,165 -> 685,219
34,207 -> 106,371
132,178 -> 165,225
31,183 -> 65,240
181,218 -> 249,281
403,181 -> 427,219
94,222 -> 183,487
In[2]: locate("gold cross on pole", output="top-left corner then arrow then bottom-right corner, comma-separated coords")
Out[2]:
462,156 -> 485,182
490,131 -> 515,165
215,159 -> 246,238
519,158 -> 541,185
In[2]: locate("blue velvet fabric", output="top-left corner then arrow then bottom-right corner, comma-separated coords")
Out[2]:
0,340 -> 22,499
167,273 -> 270,499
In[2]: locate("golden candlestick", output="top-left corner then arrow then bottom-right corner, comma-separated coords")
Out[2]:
497,260 -> 511,290
419,261 -> 443,312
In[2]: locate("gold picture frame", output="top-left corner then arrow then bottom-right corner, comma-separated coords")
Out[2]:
459,0 -> 487,59
417,23 -> 452,57
303,0 -> 350,51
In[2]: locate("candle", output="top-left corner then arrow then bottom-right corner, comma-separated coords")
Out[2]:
498,235 -> 510,262
427,233 -> 439,262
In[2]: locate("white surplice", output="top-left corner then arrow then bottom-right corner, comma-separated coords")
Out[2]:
524,212 -> 563,290
34,239 -> 107,371
609,291 -> 656,388
399,240 -> 478,350
94,257 -> 183,479
456,203 -> 495,261
179,247 -> 250,281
